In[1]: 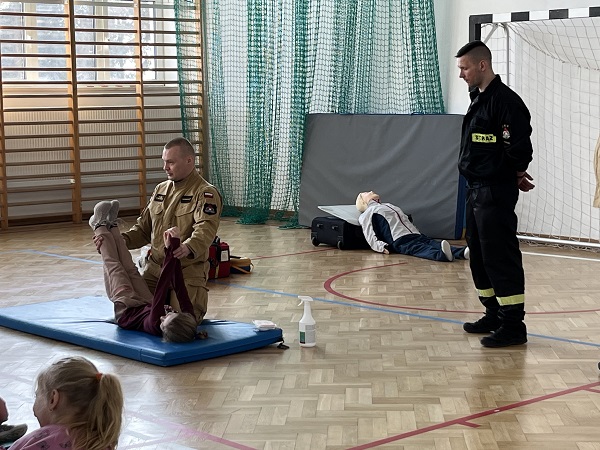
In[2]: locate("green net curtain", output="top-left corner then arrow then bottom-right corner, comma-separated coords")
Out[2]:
174,0 -> 203,161
175,0 -> 444,225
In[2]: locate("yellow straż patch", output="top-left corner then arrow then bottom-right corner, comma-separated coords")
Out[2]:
472,133 -> 497,143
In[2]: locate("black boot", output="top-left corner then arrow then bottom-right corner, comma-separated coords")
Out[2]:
480,304 -> 527,348
463,296 -> 501,333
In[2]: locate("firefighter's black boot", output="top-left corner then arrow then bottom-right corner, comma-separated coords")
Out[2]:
463,296 -> 501,333
480,304 -> 527,348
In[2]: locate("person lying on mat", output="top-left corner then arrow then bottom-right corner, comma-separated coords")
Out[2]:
6,356 -> 123,450
356,191 -> 469,262
90,200 -> 198,343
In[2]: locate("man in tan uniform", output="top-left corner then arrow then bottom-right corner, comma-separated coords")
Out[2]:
121,137 -> 222,323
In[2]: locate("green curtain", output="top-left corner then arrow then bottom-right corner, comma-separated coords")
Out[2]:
176,0 -> 444,225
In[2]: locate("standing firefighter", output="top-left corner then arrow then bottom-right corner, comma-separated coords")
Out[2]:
455,40 -> 534,348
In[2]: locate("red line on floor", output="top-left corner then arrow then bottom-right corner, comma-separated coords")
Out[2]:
323,265 -> 600,315
323,263 -> 483,314
124,410 -> 257,450
252,247 -> 330,259
346,381 -> 600,450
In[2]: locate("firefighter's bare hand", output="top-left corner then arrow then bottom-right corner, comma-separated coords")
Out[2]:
517,171 -> 535,192
172,242 -> 191,259
93,235 -> 104,254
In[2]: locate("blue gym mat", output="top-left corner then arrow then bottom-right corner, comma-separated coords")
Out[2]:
0,296 -> 285,366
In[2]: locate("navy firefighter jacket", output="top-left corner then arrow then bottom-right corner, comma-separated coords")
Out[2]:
458,75 -> 533,185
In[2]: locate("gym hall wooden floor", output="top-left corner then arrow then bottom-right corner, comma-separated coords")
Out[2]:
1,218 -> 600,450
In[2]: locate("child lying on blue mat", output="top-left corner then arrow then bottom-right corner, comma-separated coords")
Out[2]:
90,200 -> 199,343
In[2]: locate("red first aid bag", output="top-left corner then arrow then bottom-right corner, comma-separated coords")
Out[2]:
208,236 -> 230,279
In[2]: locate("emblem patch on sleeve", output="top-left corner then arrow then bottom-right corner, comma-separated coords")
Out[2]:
154,194 -> 165,202
203,203 -> 217,215
502,124 -> 511,140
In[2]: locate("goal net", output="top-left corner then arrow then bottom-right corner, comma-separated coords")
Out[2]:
482,17 -> 600,247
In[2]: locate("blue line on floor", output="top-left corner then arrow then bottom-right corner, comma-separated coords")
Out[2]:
14,249 -> 103,264
212,280 -> 600,349
9,250 -> 600,349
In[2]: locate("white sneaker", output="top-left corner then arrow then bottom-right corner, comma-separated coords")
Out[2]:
464,247 -> 470,260
107,199 -> 120,227
441,240 -> 453,261
89,201 -> 112,230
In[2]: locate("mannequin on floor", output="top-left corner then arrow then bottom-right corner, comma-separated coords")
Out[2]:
356,191 -> 468,262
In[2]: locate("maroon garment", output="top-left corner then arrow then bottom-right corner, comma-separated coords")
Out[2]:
117,238 -> 195,335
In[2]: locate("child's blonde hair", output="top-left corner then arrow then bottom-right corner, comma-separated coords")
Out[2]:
35,356 -> 123,450
161,312 -> 197,342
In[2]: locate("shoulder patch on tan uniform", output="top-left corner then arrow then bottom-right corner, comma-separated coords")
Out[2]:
203,203 -> 217,215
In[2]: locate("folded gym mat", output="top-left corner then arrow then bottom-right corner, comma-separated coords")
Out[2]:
318,205 -> 361,226
0,296 -> 285,367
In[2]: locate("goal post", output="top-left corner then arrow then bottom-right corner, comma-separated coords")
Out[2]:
468,7 -> 600,247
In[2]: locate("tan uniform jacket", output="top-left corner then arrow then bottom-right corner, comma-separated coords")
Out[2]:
122,169 -> 222,288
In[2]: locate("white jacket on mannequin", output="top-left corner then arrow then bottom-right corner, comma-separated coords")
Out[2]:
358,201 -> 419,253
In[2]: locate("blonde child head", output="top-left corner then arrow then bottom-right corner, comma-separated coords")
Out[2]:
160,311 -> 197,342
34,356 -> 123,450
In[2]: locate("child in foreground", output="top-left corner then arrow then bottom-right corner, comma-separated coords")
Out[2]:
6,356 -> 123,450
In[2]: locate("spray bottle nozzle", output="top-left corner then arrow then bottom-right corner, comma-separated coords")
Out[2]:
298,295 -> 314,306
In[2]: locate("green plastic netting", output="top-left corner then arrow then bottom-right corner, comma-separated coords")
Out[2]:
175,0 -> 445,226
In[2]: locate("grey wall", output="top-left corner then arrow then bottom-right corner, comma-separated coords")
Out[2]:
299,114 -> 466,239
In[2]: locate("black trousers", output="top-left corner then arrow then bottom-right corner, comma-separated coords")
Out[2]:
465,182 -> 525,304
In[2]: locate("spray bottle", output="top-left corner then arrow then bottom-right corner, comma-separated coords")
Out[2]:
298,295 -> 316,347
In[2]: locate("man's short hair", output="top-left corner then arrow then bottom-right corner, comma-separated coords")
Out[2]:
165,137 -> 195,157
455,40 -> 492,62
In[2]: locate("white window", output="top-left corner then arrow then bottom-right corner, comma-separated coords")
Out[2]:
0,0 -> 177,85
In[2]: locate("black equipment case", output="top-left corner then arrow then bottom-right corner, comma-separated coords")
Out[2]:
310,216 -> 369,250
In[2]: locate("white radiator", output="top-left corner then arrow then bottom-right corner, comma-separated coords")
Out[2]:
1,101 -> 184,220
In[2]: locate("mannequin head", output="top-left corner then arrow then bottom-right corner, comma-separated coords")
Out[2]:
356,191 -> 380,213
